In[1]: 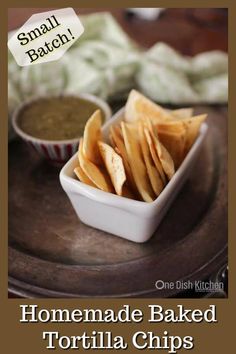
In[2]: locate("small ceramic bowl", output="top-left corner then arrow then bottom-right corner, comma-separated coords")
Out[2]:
60,108 -> 208,243
12,93 -> 112,164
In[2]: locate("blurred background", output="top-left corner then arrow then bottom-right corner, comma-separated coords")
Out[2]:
8,8 -> 228,298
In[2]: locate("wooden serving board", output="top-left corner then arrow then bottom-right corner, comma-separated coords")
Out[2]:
8,106 -> 228,298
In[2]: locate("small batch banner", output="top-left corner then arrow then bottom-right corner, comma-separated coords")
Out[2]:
8,8 -> 84,66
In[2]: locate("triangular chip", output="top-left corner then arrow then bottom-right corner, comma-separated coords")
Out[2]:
121,122 -> 155,203
144,128 -> 167,185
183,114 -> 207,152
157,121 -> 187,135
122,185 -> 136,199
157,114 -> 207,154
149,126 -> 175,180
109,133 -> 116,148
158,130 -> 186,168
83,109 -> 102,164
125,89 -> 173,124
138,123 -> 164,196
171,108 -> 194,120
74,165 -> 96,188
110,125 -> 138,193
98,141 -> 126,196
78,139 -> 113,193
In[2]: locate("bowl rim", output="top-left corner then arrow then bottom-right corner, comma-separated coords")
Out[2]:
11,93 -> 112,145
60,107 -> 209,212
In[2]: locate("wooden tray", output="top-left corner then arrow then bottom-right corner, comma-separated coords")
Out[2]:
8,106 -> 228,298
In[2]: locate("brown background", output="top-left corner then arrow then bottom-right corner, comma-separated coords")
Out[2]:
2,1 -> 234,354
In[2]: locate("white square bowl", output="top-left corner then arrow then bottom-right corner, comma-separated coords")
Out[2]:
59,108 -> 208,243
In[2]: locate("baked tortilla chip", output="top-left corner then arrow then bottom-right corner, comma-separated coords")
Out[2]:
157,114 -> 207,155
158,130 -> 186,168
74,89 -> 207,203
74,165 -> 96,187
125,89 -> 173,124
121,122 -> 155,203
112,124 -> 123,138
184,114 -> 207,152
110,125 -> 137,192
157,121 -> 187,135
83,109 -> 102,164
79,139 -> 113,193
156,120 -> 187,167
98,141 -> 126,196
109,133 -> 116,148
138,123 -> 164,196
148,123 -> 175,180
122,185 -> 136,199
171,108 -> 194,120
144,128 -> 167,185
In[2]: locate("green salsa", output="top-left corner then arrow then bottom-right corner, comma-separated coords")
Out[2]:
18,96 -> 105,140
